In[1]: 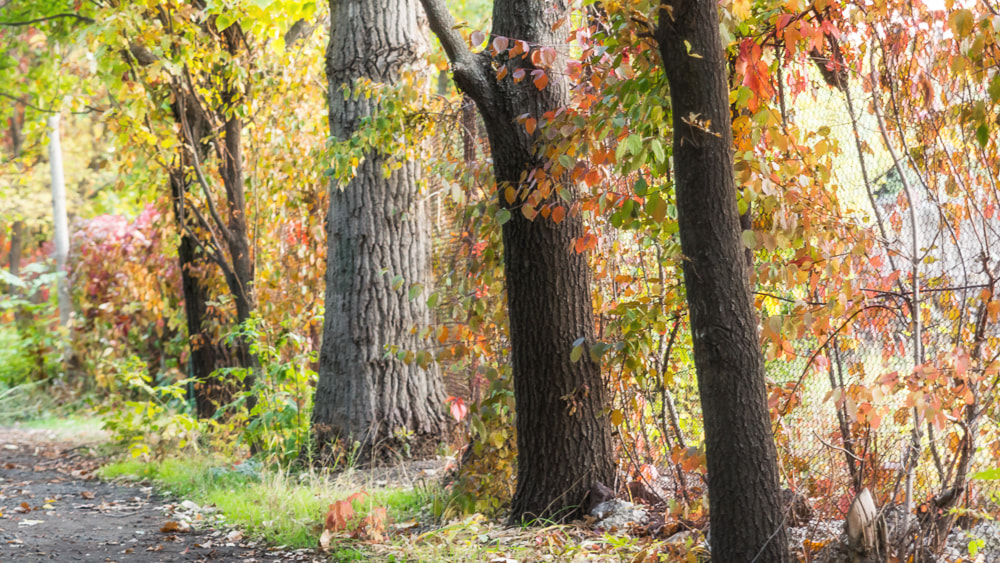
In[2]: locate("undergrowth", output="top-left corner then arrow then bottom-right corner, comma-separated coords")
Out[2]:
99,455 -> 438,550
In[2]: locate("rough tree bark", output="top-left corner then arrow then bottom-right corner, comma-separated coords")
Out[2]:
419,0 -> 614,522
311,0 -> 448,461
656,1 -> 789,560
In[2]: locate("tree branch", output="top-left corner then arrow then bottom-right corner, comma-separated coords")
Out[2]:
183,199 -> 235,282
0,13 -> 95,26
177,91 -> 235,246
417,0 -> 490,103
0,91 -> 101,115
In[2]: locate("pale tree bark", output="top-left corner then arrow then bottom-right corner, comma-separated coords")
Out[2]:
48,114 -> 71,329
419,0 -> 614,522
656,1 -> 789,560
311,0 -> 448,461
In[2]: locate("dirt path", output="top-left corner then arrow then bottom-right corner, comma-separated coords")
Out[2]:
0,426 -> 321,563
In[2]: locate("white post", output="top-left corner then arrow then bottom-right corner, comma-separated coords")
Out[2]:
48,114 -> 71,328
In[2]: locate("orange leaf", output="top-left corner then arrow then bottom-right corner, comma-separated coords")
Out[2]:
551,205 -> 566,224
532,70 -> 548,90
504,185 -> 517,204
496,65 -> 509,80
524,117 -> 536,135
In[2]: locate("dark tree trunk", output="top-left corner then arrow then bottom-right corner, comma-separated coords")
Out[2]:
421,0 -> 614,522
311,0 -> 448,461
169,91 -> 237,419
656,2 -> 789,560
169,167 -> 234,418
217,83 -> 259,393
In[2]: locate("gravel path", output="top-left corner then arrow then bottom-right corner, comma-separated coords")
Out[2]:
0,426 -> 322,562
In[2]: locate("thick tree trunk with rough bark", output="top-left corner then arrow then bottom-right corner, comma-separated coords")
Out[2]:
312,0 -> 448,461
656,1 -> 789,560
420,0 -> 614,522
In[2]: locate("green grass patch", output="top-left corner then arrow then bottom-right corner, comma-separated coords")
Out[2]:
100,455 -> 438,550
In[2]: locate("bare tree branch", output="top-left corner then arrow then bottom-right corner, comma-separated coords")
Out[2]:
177,89 -> 235,245
0,91 -> 101,115
417,0 -> 491,102
0,13 -> 95,26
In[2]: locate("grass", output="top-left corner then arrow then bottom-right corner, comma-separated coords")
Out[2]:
100,455 -> 439,550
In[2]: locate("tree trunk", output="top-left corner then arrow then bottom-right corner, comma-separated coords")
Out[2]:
312,0 -> 448,461
169,167 -> 235,418
656,2 -> 789,560
48,114 -> 71,330
420,0 -> 614,522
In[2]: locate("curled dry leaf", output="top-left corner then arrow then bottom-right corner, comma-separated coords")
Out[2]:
160,520 -> 192,533
81,491 -> 95,500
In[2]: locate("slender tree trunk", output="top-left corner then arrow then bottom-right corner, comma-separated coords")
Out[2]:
312,0 -> 448,461
217,107 -> 259,417
48,115 -> 71,329
169,167 -> 234,418
420,0 -> 614,522
168,90 -> 238,419
8,220 -> 22,279
656,1 -> 789,560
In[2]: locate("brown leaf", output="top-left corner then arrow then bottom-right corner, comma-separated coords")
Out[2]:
160,520 -> 191,533
324,491 -> 367,532
14,502 -> 30,513
81,491 -> 95,500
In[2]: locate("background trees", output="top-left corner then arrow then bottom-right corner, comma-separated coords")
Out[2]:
2,0 -> 999,558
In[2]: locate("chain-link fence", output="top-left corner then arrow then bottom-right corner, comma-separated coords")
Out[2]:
770,83 -> 1000,521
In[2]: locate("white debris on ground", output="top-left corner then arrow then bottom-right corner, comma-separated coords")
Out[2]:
786,518 -> 1000,562
943,521 -> 1000,563
589,499 -> 649,530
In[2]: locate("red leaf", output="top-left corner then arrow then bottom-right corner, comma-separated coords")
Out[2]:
446,396 -> 468,421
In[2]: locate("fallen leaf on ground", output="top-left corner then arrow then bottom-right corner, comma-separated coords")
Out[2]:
161,520 -> 192,533
81,491 -> 95,499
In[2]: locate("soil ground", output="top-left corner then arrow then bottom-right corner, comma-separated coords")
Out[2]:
0,426 -> 323,563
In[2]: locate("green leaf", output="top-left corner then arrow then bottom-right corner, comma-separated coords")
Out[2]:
990,76 -> 1000,103
216,13 -> 236,31
626,134 -> 642,156
570,344 -> 583,363
391,274 -> 404,291
976,123 -> 989,148
589,342 -> 609,363
408,283 -> 424,300
650,139 -> 665,163
496,208 -> 511,225
742,230 -> 757,250
971,467 -> 1000,480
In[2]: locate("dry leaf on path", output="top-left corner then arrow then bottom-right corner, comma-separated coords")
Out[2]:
160,520 -> 192,533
